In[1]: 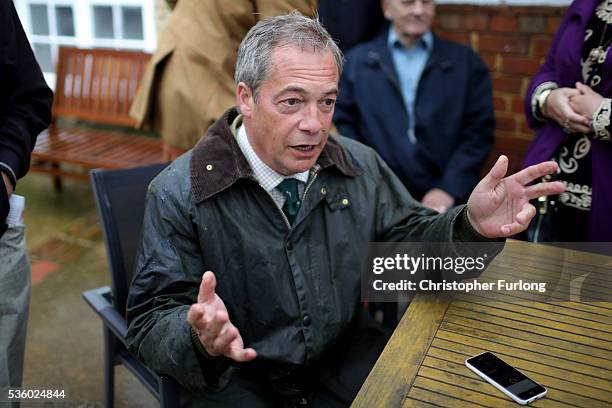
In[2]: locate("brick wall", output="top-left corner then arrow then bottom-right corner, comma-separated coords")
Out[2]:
436,4 -> 567,173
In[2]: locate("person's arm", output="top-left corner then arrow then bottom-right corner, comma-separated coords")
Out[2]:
437,51 -> 495,202
524,4 -> 588,132
369,148 -> 487,244
0,2 -> 53,188
374,149 -> 563,244
371,149 -> 502,283
0,1 -> 53,235
126,174 -> 235,392
524,7 -> 567,126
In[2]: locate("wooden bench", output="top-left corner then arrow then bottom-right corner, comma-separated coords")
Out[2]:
32,46 -> 167,191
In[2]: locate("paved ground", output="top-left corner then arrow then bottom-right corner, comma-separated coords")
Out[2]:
12,173 -> 157,408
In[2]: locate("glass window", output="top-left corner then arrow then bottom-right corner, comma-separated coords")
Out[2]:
121,7 -> 143,40
33,43 -> 53,72
56,6 -> 75,37
93,6 -> 114,39
30,4 -> 50,36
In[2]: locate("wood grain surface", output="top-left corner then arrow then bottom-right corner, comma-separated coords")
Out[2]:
353,240 -> 612,408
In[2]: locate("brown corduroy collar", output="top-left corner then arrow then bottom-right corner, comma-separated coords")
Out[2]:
189,107 -> 358,204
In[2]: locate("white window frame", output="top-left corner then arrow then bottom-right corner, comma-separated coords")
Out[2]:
14,0 -> 157,87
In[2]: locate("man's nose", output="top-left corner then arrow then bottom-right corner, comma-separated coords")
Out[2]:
410,1 -> 425,14
298,104 -> 323,133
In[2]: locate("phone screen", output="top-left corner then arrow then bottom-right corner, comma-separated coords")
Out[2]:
467,352 -> 546,401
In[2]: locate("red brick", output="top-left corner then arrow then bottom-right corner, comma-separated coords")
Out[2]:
480,54 -> 498,72
493,95 -> 508,112
489,15 -> 518,32
496,114 -> 518,132
511,6 -> 564,15
492,76 -> 523,93
518,117 -> 534,135
437,5 -> 480,14
495,130 -> 519,141
520,78 -> 532,97
532,37 -> 552,57
512,97 -> 527,115
437,31 -> 470,46
547,17 -> 563,34
437,13 -> 488,31
480,34 -> 529,55
517,15 -> 548,34
500,56 -> 541,76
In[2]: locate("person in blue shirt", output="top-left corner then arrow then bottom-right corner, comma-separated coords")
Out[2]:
334,0 -> 495,213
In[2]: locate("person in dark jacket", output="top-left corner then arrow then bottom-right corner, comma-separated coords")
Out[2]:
126,11 -> 562,407
318,0 -> 386,53
0,0 -> 53,392
333,0 -> 494,213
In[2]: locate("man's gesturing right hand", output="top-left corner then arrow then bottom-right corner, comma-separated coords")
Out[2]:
187,271 -> 257,362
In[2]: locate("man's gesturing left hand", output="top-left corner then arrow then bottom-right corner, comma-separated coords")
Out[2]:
466,155 -> 565,238
187,271 -> 257,362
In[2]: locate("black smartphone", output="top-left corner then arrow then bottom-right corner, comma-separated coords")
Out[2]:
466,352 -> 547,405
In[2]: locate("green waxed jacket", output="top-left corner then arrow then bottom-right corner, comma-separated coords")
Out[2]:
126,107 -> 494,396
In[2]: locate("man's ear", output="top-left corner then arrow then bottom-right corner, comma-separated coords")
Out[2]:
236,82 -> 254,118
381,0 -> 391,21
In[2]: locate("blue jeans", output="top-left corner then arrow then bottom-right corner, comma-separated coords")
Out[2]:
0,225 -> 31,389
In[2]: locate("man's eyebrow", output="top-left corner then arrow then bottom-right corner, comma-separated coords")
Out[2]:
322,87 -> 339,96
275,86 -> 307,98
274,86 -> 339,99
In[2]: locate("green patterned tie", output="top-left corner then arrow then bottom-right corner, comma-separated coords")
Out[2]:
277,178 -> 300,225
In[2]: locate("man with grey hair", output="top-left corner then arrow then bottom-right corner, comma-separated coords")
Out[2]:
127,11 -> 563,407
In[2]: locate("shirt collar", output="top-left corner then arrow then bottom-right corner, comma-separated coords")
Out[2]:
236,123 -> 309,192
387,26 -> 433,52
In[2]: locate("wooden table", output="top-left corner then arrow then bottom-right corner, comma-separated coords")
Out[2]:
353,240 -> 612,407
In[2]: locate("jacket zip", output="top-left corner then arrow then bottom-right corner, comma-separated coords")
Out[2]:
302,164 -> 321,207
261,187 -> 292,230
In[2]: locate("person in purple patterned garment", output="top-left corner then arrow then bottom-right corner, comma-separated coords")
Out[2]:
524,0 -> 612,242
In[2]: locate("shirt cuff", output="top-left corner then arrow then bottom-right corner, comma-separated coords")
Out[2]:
0,162 -> 17,189
592,98 -> 611,141
531,81 -> 558,122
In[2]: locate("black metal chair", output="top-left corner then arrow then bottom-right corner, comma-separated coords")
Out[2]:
83,163 -> 181,408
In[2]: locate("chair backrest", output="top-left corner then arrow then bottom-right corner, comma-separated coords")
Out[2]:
53,46 -> 151,127
91,163 -> 169,315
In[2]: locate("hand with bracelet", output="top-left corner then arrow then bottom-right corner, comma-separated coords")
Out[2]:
541,87 -> 591,134
569,82 -> 605,126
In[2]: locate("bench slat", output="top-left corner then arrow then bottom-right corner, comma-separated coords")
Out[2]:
32,46 -> 181,187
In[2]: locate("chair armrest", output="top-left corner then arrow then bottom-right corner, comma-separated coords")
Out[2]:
82,286 -> 128,345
